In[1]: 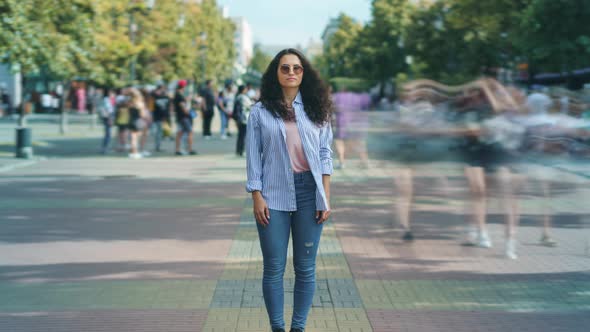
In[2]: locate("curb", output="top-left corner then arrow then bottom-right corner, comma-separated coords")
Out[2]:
0,158 -> 43,173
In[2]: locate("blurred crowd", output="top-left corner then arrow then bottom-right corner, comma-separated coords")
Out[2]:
327,76 -> 590,260
95,80 -> 259,158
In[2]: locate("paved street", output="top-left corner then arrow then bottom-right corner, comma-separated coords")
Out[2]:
1,113 -> 590,331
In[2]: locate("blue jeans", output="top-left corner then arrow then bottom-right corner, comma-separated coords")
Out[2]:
101,117 -> 112,153
153,121 -> 163,151
218,108 -> 228,136
256,171 -> 323,330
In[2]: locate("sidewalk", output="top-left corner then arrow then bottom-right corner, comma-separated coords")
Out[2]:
0,112 -> 589,331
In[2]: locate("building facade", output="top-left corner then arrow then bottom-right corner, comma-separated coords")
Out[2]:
231,17 -> 253,76
321,18 -> 340,47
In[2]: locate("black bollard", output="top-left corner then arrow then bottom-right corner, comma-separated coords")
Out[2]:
15,127 -> 33,159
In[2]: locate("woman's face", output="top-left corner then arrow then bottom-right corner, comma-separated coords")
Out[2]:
277,54 -> 303,90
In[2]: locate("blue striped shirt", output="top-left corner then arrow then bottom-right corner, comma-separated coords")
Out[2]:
246,92 -> 333,212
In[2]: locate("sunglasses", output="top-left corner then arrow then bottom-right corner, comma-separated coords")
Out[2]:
279,64 -> 303,75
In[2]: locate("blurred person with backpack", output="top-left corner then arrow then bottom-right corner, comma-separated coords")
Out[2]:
174,80 -> 197,155
152,84 -> 172,152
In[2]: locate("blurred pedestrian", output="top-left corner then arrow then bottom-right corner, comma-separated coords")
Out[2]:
217,90 -> 229,139
224,84 -> 235,137
138,88 -> 152,156
114,88 -> 130,152
246,82 -> 257,100
174,80 -> 197,155
152,84 -> 171,152
77,83 -> 86,114
127,88 -> 148,159
233,85 -> 252,156
201,80 -> 216,139
332,85 -> 371,169
246,48 -> 333,332
0,83 -> 11,116
99,88 -> 116,154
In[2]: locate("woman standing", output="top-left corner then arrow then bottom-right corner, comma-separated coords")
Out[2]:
246,48 -> 333,332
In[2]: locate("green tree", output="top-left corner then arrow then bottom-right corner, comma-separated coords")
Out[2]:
446,0 -> 530,76
518,0 -> 590,77
196,0 -> 236,83
405,0 -> 472,83
92,0 -> 138,86
318,13 -> 363,79
92,0 -> 235,86
0,0 -> 95,78
248,44 -> 272,74
359,0 -> 411,95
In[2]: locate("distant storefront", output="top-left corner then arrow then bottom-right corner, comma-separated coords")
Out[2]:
0,63 -> 22,114
0,64 -> 69,114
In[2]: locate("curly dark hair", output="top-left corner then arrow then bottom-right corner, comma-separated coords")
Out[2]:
259,48 -> 332,126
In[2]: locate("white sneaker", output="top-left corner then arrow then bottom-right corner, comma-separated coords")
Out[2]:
128,153 -> 142,159
505,238 -> 517,259
462,226 -> 479,246
141,150 -> 151,157
477,231 -> 492,248
220,134 -> 228,140
540,235 -> 557,247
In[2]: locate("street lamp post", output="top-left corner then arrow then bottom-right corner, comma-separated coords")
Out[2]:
129,0 -> 155,85
200,32 -> 208,85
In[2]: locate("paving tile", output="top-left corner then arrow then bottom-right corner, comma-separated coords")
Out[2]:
0,310 -> 208,332
334,309 -> 373,332
328,279 -> 364,308
0,280 -> 217,311
366,310 -> 590,332
201,308 -> 239,332
355,279 -> 590,312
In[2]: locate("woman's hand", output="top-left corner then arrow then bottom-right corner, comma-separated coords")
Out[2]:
253,192 -> 270,226
316,209 -> 331,224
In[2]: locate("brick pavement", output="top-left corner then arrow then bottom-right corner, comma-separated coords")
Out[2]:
0,113 -> 589,331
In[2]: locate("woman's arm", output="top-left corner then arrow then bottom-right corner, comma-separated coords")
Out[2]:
319,122 -> 334,175
245,106 -> 269,225
316,122 -> 334,224
316,174 -> 331,224
322,174 -> 330,206
246,106 -> 262,192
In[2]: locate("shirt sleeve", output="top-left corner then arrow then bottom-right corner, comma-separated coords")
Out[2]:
246,105 -> 263,192
319,121 -> 334,175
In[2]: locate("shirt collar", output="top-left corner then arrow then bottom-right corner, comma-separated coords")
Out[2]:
294,92 -> 303,105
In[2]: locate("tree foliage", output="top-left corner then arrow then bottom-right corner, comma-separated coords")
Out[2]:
248,44 -> 272,74
0,0 -> 236,87
315,0 -> 589,88
359,0 -> 411,86
0,0 -> 95,77
517,0 -> 590,73
318,13 -> 363,79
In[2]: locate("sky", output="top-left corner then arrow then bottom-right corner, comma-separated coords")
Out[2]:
217,0 -> 372,47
